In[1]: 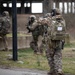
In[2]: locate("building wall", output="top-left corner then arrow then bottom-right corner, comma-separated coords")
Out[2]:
1,13 -> 74,50
16,14 -> 75,39
0,35 -> 32,50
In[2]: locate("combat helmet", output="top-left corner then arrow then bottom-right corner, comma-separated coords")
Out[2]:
55,8 -> 62,15
51,8 -> 62,16
29,15 -> 36,20
2,11 -> 9,16
45,13 -> 51,17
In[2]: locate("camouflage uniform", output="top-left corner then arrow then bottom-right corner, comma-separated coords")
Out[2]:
38,17 -> 49,54
45,8 -> 65,75
27,15 -> 41,54
39,13 -> 52,53
0,11 -> 11,50
27,15 -> 49,54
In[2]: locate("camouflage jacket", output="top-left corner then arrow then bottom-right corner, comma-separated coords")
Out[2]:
28,20 -> 39,31
0,16 -> 11,35
44,15 -> 66,49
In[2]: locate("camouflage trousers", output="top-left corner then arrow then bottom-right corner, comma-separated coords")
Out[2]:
30,35 -> 43,54
46,40 -> 62,75
0,35 -> 8,51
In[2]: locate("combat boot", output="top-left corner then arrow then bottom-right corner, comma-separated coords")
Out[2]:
58,69 -> 64,75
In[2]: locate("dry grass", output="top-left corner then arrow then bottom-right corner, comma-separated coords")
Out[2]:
6,33 -> 31,37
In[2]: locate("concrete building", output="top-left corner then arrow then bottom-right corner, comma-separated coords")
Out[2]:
0,0 -> 75,14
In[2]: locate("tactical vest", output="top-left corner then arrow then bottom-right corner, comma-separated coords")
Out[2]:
49,19 -> 66,40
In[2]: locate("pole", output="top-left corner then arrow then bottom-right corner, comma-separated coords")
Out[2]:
12,0 -> 18,61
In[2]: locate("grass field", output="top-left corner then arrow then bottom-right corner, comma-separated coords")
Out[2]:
0,43 -> 75,74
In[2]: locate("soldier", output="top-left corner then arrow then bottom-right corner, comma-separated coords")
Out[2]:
45,8 -> 65,75
27,15 -> 37,32
27,15 -> 49,54
37,13 -> 52,55
0,11 -> 11,51
37,17 -> 49,54
27,15 -> 40,54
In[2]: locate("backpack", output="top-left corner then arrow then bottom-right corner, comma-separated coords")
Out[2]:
0,17 -> 10,35
49,17 -> 66,40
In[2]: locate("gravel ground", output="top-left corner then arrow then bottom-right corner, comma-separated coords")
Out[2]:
0,67 -> 75,75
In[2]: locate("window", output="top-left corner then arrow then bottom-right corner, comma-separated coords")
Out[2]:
68,2 -> 71,13
8,3 -> 21,7
59,2 -> 63,13
17,3 -> 21,7
3,3 -> 7,7
72,2 -> 74,13
64,2 -> 67,14
53,2 -> 56,9
9,3 -> 12,7
31,3 -> 43,13
24,3 -> 30,7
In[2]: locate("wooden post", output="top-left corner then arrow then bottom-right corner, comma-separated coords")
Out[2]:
30,1 -> 32,14
71,0 -> 72,13
56,0 -> 59,8
43,0 -> 53,15
21,1 -> 25,14
43,0 -> 48,15
67,0 -> 69,14
74,1 -> 75,13
62,0 -> 64,14
48,0 -> 53,12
